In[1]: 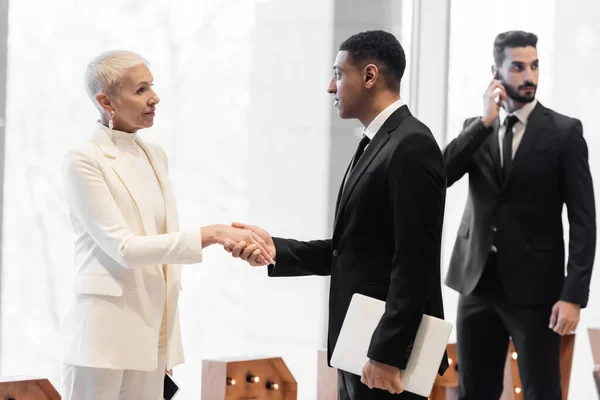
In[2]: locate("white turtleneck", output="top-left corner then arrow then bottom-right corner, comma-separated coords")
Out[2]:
106,125 -> 169,350
107,127 -> 167,236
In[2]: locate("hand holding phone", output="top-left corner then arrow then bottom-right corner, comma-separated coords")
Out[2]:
493,87 -> 503,105
481,77 -> 506,127
492,71 -> 506,105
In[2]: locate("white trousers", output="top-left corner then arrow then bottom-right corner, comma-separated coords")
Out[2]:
60,348 -> 167,400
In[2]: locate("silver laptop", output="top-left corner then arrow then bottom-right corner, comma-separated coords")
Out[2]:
330,293 -> 453,397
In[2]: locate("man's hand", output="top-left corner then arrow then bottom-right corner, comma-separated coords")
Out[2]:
361,359 -> 404,394
224,222 -> 276,266
549,300 -> 580,335
205,224 -> 274,265
481,78 -> 507,128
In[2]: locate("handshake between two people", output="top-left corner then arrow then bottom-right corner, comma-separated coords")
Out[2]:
203,222 -> 274,266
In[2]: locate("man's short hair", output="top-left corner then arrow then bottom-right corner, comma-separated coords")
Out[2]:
493,30 -> 538,66
339,30 -> 406,90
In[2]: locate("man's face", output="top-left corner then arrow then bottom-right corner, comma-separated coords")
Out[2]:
327,51 -> 367,119
495,46 -> 539,104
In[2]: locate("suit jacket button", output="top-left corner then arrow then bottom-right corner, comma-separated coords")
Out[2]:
491,226 -> 497,232
332,249 -> 339,257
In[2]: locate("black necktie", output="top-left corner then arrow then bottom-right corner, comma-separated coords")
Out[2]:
339,134 -> 371,200
350,135 -> 371,172
502,115 -> 519,180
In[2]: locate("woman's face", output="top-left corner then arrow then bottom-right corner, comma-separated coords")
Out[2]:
101,64 -> 160,133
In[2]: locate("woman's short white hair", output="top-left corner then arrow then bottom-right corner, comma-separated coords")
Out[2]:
84,50 -> 148,113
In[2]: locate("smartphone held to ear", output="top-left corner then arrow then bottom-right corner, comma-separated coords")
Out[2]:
164,374 -> 179,400
493,71 -> 503,105
494,87 -> 503,105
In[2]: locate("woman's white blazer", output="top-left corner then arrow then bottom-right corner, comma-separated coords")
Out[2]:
60,123 -> 202,371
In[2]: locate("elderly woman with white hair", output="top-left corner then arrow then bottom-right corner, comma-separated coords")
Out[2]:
59,50 -> 273,399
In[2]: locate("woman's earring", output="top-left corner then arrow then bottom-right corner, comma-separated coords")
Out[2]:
108,112 -> 114,130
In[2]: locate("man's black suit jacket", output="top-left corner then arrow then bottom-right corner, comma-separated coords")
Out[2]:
269,105 -> 449,374
444,101 -> 596,307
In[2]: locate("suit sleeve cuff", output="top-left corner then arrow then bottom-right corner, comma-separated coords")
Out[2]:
560,287 -> 589,308
178,231 -> 203,263
267,237 -> 288,277
367,344 -> 410,370
466,118 -> 494,137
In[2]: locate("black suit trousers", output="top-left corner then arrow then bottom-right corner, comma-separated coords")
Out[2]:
337,370 -> 426,400
457,253 -> 561,400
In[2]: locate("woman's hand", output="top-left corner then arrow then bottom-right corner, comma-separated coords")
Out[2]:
201,225 -> 274,265
224,222 -> 276,267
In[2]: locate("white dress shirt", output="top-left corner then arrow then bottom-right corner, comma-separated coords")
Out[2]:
341,99 -> 406,191
364,98 -> 406,145
498,99 -> 538,165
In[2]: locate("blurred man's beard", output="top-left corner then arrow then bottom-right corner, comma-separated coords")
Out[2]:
504,80 -> 537,103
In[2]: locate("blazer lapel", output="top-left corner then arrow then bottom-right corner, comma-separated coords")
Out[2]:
334,161 -> 353,216
136,138 -> 179,234
333,136 -> 389,231
508,102 -> 547,179
92,126 -> 157,237
137,138 -> 182,284
333,106 -> 410,232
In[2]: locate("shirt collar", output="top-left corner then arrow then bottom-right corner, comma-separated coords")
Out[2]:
363,98 -> 406,140
500,98 -> 538,126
